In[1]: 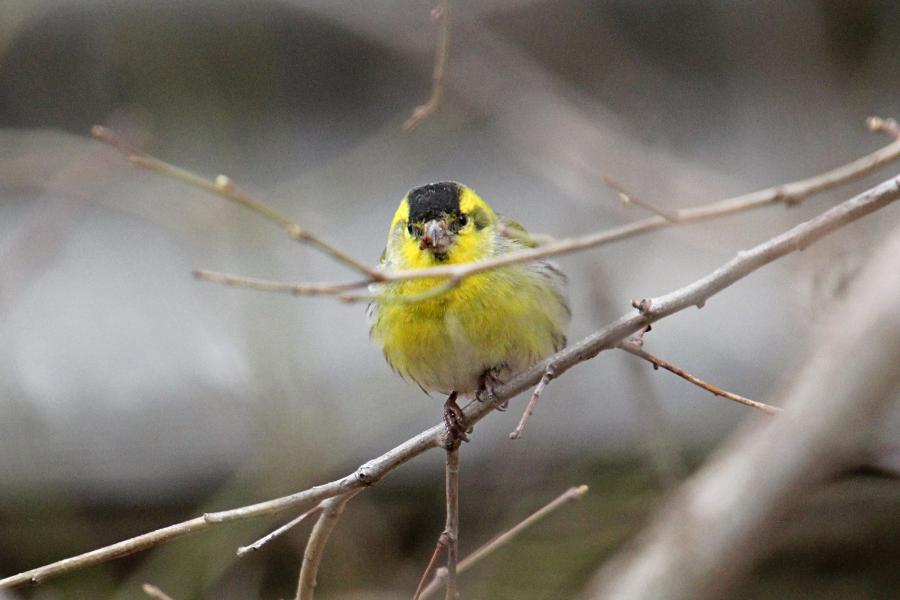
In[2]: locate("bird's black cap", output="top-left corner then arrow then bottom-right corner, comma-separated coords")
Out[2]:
407,181 -> 462,223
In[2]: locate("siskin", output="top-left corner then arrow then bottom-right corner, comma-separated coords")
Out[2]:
368,182 -> 570,441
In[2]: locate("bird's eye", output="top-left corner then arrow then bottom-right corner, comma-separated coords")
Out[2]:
458,214 -> 468,227
407,222 -> 414,235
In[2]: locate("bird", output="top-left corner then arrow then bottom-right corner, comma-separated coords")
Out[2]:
368,181 -> 570,443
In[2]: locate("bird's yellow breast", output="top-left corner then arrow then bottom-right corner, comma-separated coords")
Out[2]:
372,266 -> 565,394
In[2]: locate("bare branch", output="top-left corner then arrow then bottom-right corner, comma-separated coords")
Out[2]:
404,0 -> 451,131
420,485 -> 588,599
509,366 -> 555,439
295,492 -> 358,600
412,447 -> 461,600
584,221 -> 900,600
867,115 -> 900,140
602,176 -> 681,223
194,132 -> 900,302
237,504 -> 323,557
443,447 -> 460,600
2,174 -> 896,591
413,536 -> 448,600
142,583 -> 175,600
413,447 -> 462,600
90,126 -> 375,277
618,340 -> 782,415
93,121 -> 900,304
193,270 -> 366,297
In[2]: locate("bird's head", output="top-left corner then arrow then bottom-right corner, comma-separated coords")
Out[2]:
386,181 -> 498,267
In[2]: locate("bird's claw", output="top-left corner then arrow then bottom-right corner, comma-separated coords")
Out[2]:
476,369 -> 508,411
443,392 -> 470,448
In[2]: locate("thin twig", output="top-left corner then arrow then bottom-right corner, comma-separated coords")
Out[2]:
193,268 -> 464,304
618,341 -> 782,415
2,174 -> 897,591
295,491 -> 358,600
867,116 -> 900,140
404,0 -> 451,131
413,536 -> 448,600
142,583 -> 175,600
193,270 -> 366,297
419,485 -> 588,599
237,504 -> 323,557
90,126 -> 375,277
602,176 -> 681,222
413,446 -> 462,600
509,366 -> 555,439
443,446 -> 460,600
195,130 -> 900,302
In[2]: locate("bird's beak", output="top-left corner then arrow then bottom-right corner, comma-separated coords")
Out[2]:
420,219 -> 452,254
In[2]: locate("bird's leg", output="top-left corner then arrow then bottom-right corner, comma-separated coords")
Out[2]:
443,391 -> 469,446
477,368 -> 507,411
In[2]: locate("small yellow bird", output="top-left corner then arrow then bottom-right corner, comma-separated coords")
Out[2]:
368,182 -> 570,440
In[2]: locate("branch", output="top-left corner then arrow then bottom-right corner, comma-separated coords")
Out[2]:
295,491 -> 358,600
194,130 -> 900,302
583,220 -> 900,600
602,176 -> 681,222
414,535 -> 448,600
414,543 -> 444,599
142,583 -> 175,600
412,447 -> 461,600
618,339 -> 782,415
867,116 -> 900,140
443,447 -> 461,599
192,270 -> 365,298
404,0 -> 451,131
2,174 -> 897,591
509,366 -> 555,439
90,126 -> 375,277
0,443 -> 428,589
419,485 -> 588,599
237,504 -> 322,557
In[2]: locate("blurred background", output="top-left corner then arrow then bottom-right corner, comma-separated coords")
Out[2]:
1,1 -> 899,598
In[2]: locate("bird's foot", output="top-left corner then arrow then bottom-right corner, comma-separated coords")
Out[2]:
443,391 -> 469,448
476,368 -> 507,411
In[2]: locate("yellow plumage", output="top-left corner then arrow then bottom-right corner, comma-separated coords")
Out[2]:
369,182 -> 569,399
